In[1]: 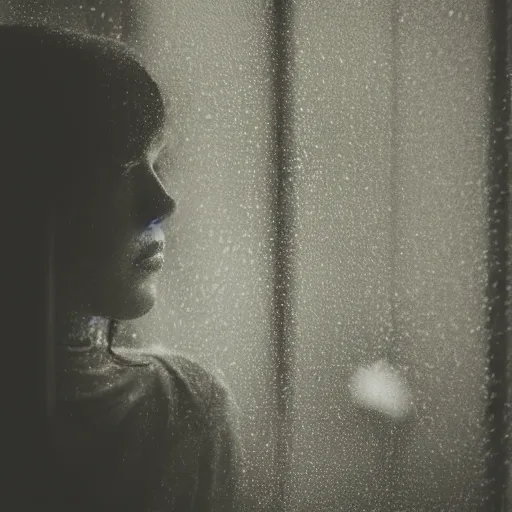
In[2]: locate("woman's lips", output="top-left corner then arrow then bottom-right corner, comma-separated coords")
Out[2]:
134,240 -> 165,273
134,252 -> 164,273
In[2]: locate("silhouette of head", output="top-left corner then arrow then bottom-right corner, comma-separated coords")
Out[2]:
0,25 -> 175,320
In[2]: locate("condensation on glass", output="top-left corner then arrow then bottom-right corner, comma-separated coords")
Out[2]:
1,0 -> 509,510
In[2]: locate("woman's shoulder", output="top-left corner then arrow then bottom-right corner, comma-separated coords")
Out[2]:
114,345 -> 234,422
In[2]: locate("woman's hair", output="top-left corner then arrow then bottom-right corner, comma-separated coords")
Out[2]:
0,25 -> 166,362
0,24 -> 167,193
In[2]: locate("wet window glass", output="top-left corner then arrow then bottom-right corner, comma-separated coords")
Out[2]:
1,1 -> 509,510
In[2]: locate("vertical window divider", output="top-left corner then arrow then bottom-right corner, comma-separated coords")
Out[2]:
486,0 -> 510,510
270,0 -> 295,510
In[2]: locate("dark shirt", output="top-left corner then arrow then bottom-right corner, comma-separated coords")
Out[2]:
52,344 -> 243,511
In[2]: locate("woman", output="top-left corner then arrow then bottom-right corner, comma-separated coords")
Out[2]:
1,24 -> 243,511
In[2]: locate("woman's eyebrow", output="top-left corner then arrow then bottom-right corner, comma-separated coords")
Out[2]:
153,140 -> 170,158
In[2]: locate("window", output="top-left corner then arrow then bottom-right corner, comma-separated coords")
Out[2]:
2,1 -> 509,510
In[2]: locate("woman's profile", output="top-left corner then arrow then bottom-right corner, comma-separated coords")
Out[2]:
0,24 -> 242,511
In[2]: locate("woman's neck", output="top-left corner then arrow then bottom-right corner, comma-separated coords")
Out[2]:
57,312 -> 110,348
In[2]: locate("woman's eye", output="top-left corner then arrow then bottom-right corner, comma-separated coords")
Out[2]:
120,159 -> 141,177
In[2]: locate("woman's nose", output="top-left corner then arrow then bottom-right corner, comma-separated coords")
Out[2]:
139,169 -> 176,225
154,189 -> 175,220
149,189 -> 175,226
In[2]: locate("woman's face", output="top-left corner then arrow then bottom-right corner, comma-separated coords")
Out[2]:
55,139 -> 175,320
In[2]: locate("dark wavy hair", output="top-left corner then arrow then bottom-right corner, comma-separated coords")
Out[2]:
0,24 -> 167,186
0,24 -> 166,363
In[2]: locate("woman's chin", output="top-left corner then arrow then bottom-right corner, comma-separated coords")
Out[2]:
123,285 -> 158,319
100,281 -> 158,320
